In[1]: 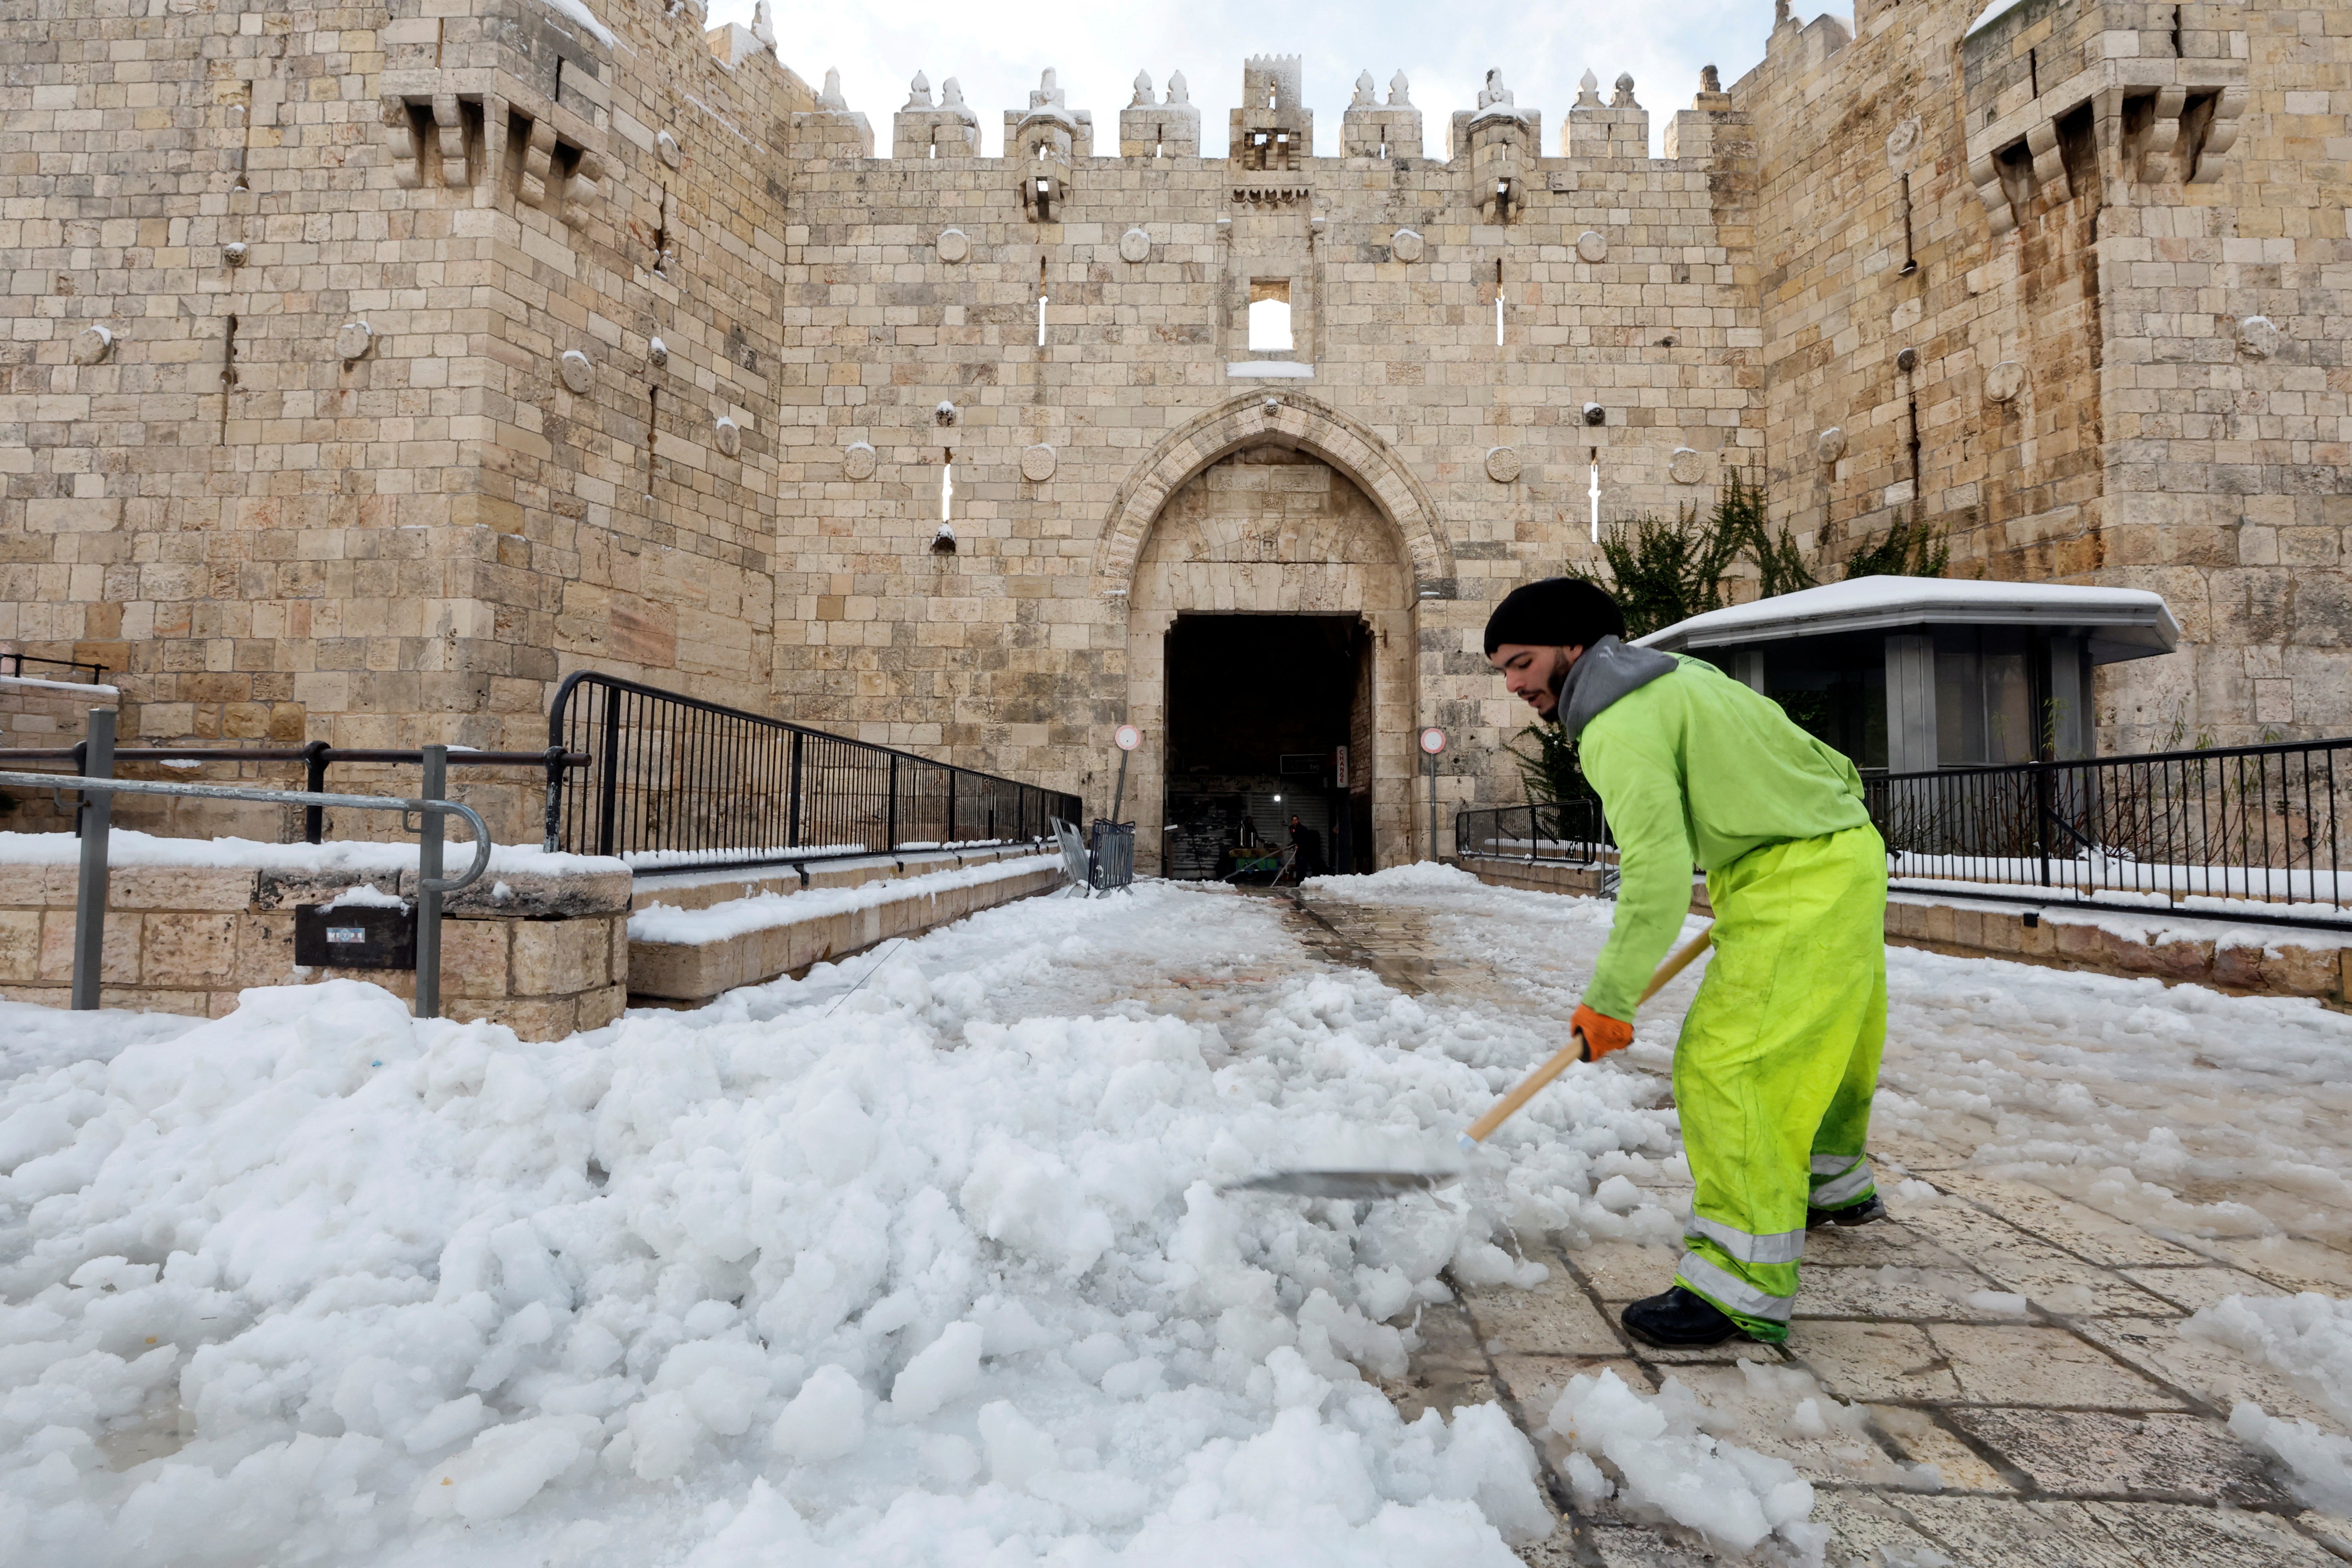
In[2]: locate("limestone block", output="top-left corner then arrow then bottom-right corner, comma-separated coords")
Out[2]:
2212,943 -> 2263,989
0,910 -> 40,983
432,866 -> 631,917
440,918 -> 513,995
511,917 -> 612,997
254,870 -> 403,911
142,913 -> 243,988
452,994 -> 578,1043
38,910 -> 139,984
2260,945 -> 2338,999
111,864 -> 259,912
575,982 -> 625,1032
235,913 -> 300,987
2052,921 -> 2106,966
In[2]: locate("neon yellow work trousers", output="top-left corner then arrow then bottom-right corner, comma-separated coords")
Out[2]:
1671,823 -> 1888,1341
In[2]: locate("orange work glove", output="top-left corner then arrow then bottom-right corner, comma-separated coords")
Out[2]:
1571,1004 -> 1634,1062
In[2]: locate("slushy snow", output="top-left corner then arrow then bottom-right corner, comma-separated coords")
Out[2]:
2183,1292 -> 2352,1513
2,879 -> 1604,1566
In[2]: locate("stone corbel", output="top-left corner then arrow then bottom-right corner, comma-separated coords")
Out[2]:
519,117 -> 561,208
2140,85 -> 2186,182
1968,153 -> 2013,237
2185,86 -> 2246,183
2025,120 -> 2066,204
563,151 -> 603,228
431,93 -> 468,187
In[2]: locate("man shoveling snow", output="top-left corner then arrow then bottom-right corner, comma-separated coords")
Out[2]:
1485,577 -> 1889,1347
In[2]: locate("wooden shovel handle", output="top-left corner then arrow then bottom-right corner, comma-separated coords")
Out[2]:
1461,923 -> 1716,1146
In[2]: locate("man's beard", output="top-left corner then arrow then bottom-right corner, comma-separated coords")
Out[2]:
1536,652 -> 1566,722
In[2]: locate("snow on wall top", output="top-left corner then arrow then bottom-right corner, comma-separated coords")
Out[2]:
537,0 -> 615,48
1965,0 -> 2032,38
0,673 -> 120,698
0,828 -> 624,877
1636,576 -> 2180,661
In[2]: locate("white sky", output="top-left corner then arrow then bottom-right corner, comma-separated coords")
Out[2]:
700,0 -> 1804,159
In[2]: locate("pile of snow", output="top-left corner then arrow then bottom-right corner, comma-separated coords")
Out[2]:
2183,1292 -> 2352,1512
0,881 -> 1684,1565
0,1001 -> 202,1083
1549,1368 -> 1827,1562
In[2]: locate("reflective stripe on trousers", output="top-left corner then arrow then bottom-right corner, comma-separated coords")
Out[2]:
1810,1154 -> 1876,1210
1685,1213 -> 1806,1265
1675,1252 -> 1795,1324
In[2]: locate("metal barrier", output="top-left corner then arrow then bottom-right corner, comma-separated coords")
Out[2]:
544,670 -> 1082,874
1867,738 -> 2352,929
1,740 -> 584,844
1087,820 -> 1136,894
1453,799 -> 1612,867
0,712 -> 492,1014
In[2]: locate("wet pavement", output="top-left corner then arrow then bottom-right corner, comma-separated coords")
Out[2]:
1273,887 -> 2352,1568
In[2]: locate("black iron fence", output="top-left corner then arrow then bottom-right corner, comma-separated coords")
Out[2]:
544,671 -> 1082,873
1457,740 -> 2352,932
1869,738 -> 2350,927
1454,799 -> 1612,867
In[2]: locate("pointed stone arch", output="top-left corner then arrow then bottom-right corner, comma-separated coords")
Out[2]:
1094,391 -> 1451,590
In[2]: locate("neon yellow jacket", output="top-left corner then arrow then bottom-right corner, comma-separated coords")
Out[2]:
1566,639 -> 1873,1020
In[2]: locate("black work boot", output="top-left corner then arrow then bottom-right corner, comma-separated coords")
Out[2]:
1806,1193 -> 1887,1230
1620,1286 -> 1744,1348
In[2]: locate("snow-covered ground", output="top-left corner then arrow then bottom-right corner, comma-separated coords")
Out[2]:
8,863 -> 2352,1566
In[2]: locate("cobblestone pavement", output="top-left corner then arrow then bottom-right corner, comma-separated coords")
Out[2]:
1272,888 -> 2352,1568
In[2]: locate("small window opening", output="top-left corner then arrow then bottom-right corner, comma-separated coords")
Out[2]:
1898,173 -> 1918,276
218,313 -> 239,443
1037,257 -> 1048,347
1588,451 -> 1602,542
1494,260 -> 1506,346
1377,140 -> 1388,159
2171,4 -> 2182,56
2120,92 -> 2158,179
1247,278 -> 1293,352
2027,47 -> 2039,99
941,452 -> 954,522
651,185 -> 668,273
2177,90 -> 2220,182
2054,101 -> 2098,201
645,384 -> 660,496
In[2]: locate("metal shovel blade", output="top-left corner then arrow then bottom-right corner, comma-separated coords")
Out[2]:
1225,1169 -> 1460,1200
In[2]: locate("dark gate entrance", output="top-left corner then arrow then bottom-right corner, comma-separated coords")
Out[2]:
1162,613 -> 1367,881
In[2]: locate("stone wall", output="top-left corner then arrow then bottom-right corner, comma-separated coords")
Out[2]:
0,855 -> 628,1039
3,0 -> 2344,870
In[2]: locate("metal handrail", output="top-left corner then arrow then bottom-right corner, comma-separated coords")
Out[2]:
545,669 -> 1083,872
1,744 -> 586,845
0,651 -> 107,683
0,717 -> 494,1015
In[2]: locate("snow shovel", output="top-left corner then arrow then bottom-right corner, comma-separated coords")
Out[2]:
1227,923 -> 1715,1199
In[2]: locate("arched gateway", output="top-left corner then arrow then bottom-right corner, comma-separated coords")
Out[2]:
1098,394 -> 1448,877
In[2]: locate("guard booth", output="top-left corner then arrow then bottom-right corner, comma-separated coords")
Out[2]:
1636,578 -> 2181,771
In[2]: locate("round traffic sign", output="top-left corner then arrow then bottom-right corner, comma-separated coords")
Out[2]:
1114,724 -> 1142,752
1419,727 -> 1448,756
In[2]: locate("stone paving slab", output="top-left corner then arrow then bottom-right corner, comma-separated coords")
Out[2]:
1282,892 -> 2352,1566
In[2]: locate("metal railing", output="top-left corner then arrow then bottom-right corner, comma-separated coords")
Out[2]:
1459,739 -> 2352,933
1869,738 -> 2352,929
0,712 -> 490,1015
0,652 -> 108,683
544,671 -> 1083,874
1086,819 -> 1136,893
1454,799 -> 1612,868
2,741 -> 584,843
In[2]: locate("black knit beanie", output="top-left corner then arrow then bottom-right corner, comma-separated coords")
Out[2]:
1482,577 -> 1626,656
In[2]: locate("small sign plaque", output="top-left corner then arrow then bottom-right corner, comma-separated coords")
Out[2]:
1419,727 -> 1448,756
294,903 -> 415,970
1114,724 -> 1142,751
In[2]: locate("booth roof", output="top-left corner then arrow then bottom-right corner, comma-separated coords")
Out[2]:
1635,576 -> 2181,664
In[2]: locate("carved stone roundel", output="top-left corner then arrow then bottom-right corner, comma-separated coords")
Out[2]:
1021,443 -> 1057,482
1668,447 -> 1706,485
1884,116 -> 1922,172
714,416 -> 741,457
656,130 -> 682,169
1391,228 -> 1424,263
70,325 -> 114,366
1575,230 -> 1608,263
1117,227 -> 1151,263
1983,359 -> 2026,403
335,320 -> 373,362
2236,315 -> 2280,359
843,441 -> 877,480
1485,445 -> 1522,484
1816,426 -> 1847,465
558,349 -> 594,394
936,228 -> 970,263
